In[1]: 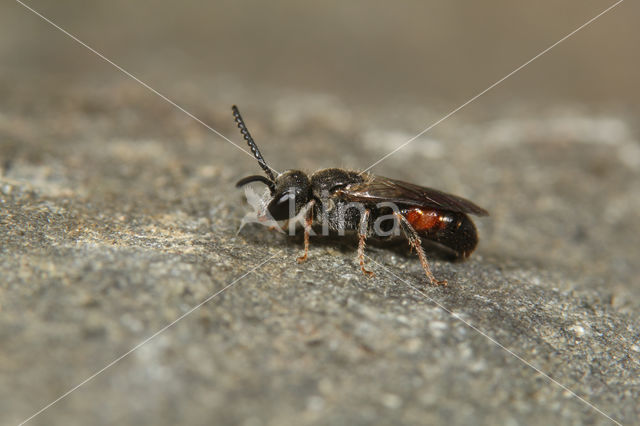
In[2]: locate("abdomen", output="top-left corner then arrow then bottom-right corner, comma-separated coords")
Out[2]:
403,207 -> 479,259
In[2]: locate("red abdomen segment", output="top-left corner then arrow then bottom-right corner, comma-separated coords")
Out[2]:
404,207 -> 479,258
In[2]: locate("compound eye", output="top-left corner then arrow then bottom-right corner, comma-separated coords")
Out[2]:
267,192 -> 295,220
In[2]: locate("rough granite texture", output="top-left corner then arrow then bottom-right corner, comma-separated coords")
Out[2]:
1,82 -> 639,426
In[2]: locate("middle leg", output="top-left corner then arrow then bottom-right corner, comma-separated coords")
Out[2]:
357,209 -> 374,276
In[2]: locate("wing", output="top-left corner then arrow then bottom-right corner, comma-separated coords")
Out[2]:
339,175 -> 489,216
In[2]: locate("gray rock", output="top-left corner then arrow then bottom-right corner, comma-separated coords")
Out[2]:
1,83 -> 639,426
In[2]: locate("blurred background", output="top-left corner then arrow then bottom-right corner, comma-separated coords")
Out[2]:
2,0 -> 638,109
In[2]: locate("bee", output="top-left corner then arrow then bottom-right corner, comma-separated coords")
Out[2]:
233,106 -> 488,285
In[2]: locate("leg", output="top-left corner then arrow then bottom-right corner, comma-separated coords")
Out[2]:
297,201 -> 315,263
394,212 -> 447,286
269,219 -> 289,232
357,209 -> 374,276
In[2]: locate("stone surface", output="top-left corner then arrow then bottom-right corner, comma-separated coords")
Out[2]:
1,81 -> 639,426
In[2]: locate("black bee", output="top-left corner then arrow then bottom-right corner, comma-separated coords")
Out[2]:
233,106 -> 488,285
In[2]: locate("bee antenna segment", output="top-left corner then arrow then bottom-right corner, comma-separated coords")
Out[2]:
232,105 -> 277,184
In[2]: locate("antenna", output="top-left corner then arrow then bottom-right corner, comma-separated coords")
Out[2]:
232,105 -> 277,183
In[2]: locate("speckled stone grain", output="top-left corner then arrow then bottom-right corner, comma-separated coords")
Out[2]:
1,82 -> 639,425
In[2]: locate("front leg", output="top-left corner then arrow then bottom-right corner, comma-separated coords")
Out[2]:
394,212 -> 447,286
297,200 -> 316,263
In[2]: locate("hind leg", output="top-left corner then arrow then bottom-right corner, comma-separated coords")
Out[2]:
394,212 -> 447,286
